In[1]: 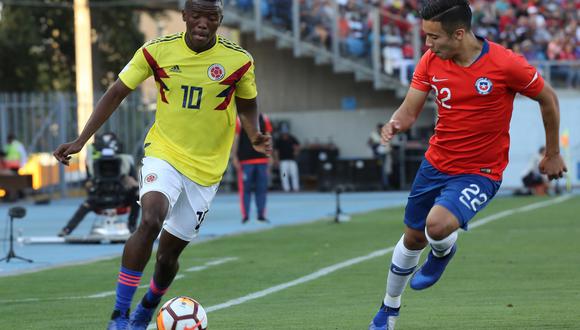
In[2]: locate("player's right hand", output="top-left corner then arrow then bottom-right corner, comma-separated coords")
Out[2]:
381,119 -> 401,144
539,153 -> 567,180
251,133 -> 273,156
53,140 -> 84,166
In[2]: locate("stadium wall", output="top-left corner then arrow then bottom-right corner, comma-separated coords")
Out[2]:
504,91 -> 579,189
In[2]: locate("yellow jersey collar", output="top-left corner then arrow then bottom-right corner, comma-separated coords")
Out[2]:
181,33 -> 220,56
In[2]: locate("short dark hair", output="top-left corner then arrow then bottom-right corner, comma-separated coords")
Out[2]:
185,0 -> 223,11
420,0 -> 472,35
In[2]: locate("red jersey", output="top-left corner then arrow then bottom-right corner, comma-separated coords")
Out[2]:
410,40 -> 544,180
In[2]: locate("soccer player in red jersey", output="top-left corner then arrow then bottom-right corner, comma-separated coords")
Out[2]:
369,1 -> 567,329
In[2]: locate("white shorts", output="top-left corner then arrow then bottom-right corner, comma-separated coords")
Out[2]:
139,156 -> 219,241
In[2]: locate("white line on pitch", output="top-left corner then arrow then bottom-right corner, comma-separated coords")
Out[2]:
205,247 -> 394,313
186,257 -> 238,272
87,275 -> 188,299
2,196 -> 572,310
0,257 -> 238,303
88,257 -> 239,299
203,195 -> 572,313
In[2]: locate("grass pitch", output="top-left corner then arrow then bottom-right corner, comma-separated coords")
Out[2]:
1,195 -> 578,329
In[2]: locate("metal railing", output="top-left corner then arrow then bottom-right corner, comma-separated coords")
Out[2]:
0,92 -> 155,196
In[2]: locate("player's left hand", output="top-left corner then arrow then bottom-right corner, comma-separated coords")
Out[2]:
539,154 -> 567,180
251,133 -> 273,156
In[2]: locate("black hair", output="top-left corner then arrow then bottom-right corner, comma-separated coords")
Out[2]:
185,0 -> 223,11
420,0 -> 472,35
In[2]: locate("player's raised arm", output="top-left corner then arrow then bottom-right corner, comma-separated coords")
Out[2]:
530,83 -> 568,180
53,79 -> 132,165
381,87 -> 429,144
236,97 -> 272,155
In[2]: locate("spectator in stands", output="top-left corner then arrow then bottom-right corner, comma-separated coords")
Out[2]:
558,42 -> 580,88
344,11 -> 368,57
382,26 -> 404,75
4,134 -> 28,173
547,34 -> 573,83
302,0 -> 334,48
274,125 -> 301,192
232,113 -> 273,223
228,0 -> 579,87
270,0 -> 292,30
520,39 -> 545,61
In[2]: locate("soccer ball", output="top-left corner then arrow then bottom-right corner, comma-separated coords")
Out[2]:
156,296 -> 208,330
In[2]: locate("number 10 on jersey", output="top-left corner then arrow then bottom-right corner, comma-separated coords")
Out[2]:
181,85 -> 203,110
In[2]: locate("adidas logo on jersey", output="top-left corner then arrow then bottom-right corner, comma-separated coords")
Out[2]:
169,65 -> 181,73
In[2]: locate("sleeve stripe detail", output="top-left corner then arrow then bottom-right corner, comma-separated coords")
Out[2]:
522,71 -> 539,90
215,61 -> 253,110
142,48 -> 170,104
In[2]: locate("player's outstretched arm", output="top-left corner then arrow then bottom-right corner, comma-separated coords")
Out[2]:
531,83 -> 568,180
53,79 -> 132,165
236,97 -> 272,155
381,87 -> 429,144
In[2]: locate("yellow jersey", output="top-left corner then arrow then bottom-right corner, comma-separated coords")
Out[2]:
119,33 -> 258,186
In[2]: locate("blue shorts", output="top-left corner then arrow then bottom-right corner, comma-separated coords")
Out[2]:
404,159 -> 501,231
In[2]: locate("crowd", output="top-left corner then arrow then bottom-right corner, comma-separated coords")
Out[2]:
227,0 -> 580,87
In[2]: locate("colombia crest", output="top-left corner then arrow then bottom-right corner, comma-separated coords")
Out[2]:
208,63 -> 225,81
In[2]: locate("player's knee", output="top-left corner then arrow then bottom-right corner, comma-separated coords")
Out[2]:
139,209 -> 164,237
425,221 -> 452,241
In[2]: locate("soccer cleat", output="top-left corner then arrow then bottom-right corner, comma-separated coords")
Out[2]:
241,216 -> 249,224
368,303 -> 399,330
128,303 -> 156,330
410,244 -> 457,290
107,310 -> 129,330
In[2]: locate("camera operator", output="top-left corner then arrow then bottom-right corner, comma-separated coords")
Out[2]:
58,133 -> 140,237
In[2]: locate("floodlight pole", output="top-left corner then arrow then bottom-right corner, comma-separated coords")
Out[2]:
74,0 -> 94,175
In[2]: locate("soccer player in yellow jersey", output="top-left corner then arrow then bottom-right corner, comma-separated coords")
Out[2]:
53,1 -> 272,329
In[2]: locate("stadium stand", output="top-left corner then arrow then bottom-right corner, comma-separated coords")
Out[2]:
227,0 -> 580,88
